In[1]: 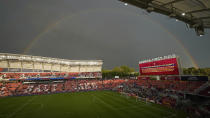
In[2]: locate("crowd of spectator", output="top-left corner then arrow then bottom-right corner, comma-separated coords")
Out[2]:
0,77 -> 210,118
120,79 -> 210,118
0,79 -> 125,97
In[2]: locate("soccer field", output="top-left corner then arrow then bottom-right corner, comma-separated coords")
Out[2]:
0,91 -> 187,118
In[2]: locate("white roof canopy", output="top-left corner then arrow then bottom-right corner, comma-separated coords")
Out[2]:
0,53 -> 103,66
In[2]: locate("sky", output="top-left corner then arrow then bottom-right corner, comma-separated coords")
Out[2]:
0,0 -> 210,70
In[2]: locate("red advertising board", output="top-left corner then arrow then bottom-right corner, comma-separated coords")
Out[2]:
139,58 -> 179,75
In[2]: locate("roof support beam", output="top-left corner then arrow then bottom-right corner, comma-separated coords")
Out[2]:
194,0 -> 208,8
161,0 -> 184,7
193,16 -> 210,20
146,0 -> 154,2
186,8 -> 210,14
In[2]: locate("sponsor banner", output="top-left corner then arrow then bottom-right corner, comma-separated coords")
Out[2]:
138,76 -> 150,80
160,76 -> 181,81
52,71 -> 60,72
22,69 -> 34,72
139,58 -> 179,75
181,76 -> 208,81
34,69 -> 43,72
9,68 -> 21,72
43,70 -> 51,72
0,68 -> 8,72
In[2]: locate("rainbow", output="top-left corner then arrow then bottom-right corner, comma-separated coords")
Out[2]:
22,8 -> 199,68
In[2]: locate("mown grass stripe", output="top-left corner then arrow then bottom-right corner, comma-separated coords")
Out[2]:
0,91 -> 187,118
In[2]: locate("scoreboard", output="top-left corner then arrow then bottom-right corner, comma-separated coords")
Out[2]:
139,55 -> 181,75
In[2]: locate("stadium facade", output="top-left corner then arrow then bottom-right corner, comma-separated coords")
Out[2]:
0,53 -> 103,72
0,53 -> 103,79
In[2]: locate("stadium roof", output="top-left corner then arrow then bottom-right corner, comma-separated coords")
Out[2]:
119,0 -> 210,36
0,53 -> 103,66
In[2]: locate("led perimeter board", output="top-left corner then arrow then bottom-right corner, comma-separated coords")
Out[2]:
139,54 -> 181,75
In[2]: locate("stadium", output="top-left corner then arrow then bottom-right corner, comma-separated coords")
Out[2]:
0,53 -> 209,118
1,0 -> 210,118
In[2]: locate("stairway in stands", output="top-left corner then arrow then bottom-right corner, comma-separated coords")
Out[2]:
194,81 -> 210,95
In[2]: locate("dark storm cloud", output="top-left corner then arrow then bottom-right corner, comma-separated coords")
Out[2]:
0,0 -> 210,70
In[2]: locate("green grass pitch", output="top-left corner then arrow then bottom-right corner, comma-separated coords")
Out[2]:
0,91 -> 187,118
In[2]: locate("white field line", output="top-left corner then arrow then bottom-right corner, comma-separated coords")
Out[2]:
164,113 -> 177,118
6,96 -> 37,118
92,94 -> 144,112
91,94 -> 115,110
93,94 -> 168,118
109,105 -> 143,111
104,92 -> 175,116
30,103 -> 44,109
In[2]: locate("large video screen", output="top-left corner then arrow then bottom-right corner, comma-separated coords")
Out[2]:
139,58 -> 179,75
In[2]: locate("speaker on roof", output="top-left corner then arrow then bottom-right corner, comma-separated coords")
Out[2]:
195,25 -> 204,36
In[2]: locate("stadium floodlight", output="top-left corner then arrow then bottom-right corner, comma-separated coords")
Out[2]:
74,62 -> 80,65
181,13 -> 186,16
47,59 -> 52,63
35,57 -> 42,62
7,55 -> 17,60
53,59 -> 59,63
54,60 -> 60,64
0,55 -> 6,60
23,56 -> 31,61
124,3 -> 128,6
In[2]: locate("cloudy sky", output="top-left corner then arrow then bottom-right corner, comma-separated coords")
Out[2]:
0,0 -> 210,70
